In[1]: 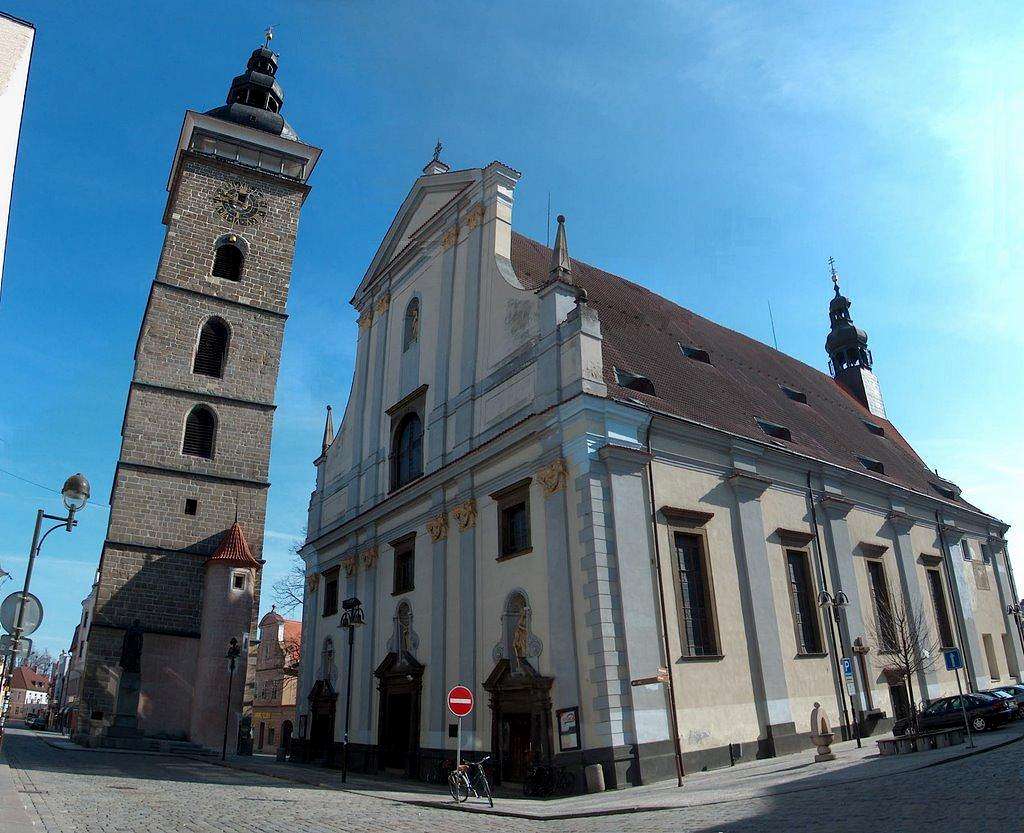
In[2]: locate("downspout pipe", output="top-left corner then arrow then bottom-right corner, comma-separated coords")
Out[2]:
644,417 -> 684,786
806,471 -> 851,739
936,511 -> 974,693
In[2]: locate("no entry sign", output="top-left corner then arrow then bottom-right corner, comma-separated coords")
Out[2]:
447,685 -> 474,718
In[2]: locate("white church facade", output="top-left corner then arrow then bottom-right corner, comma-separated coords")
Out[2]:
294,152 -> 1021,788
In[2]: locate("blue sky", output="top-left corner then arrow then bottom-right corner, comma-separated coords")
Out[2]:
0,1 -> 1021,656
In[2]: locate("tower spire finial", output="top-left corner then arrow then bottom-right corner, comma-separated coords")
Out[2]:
548,214 -> 573,285
423,139 -> 450,175
264,25 -> 275,48
321,404 -> 334,455
433,139 -> 442,162
828,256 -> 840,294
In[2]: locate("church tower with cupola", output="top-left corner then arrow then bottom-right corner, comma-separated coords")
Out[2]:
825,259 -> 886,418
77,36 -> 320,751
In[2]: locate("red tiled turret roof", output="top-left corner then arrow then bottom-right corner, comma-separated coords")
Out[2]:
207,522 -> 262,569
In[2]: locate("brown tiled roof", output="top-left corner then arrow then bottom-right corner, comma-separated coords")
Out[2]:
10,666 -> 49,691
283,620 -> 302,663
511,232 -> 980,514
208,522 -> 261,568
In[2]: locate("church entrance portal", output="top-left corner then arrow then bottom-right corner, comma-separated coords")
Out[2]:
375,652 -> 424,778
484,659 -> 554,785
307,679 -> 337,762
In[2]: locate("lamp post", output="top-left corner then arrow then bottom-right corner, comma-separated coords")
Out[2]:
222,637 -> 242,761
0,474 -> 90,747
1006,601 -> 1024,657
339,596 -> 364,783
819,589 -> 862,748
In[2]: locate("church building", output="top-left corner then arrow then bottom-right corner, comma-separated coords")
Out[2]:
297,156 -> 1020,788
75,39 -> 320,751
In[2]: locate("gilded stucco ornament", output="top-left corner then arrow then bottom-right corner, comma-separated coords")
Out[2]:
375,293 -> 391,315
452,499 -> 477,531
357,308 -> 374,330
426,513 -> 449,542
306,573 -> 320,592
361,546 -> 379,568
341,555 -> 358,578
212,180 -> 269,227
537,458 -> 568,496
441,225 -> 460,251
465,202 -> 485,230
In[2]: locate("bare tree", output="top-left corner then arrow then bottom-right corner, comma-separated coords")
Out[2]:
22,648 -> 55,677
272,532 -> 307,615
869,596 -> 942,734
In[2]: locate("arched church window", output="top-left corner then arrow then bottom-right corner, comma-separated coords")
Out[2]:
193,318 -> 230,378
403,298 -> 420,351
391,413 -> 423,489
212,242 -> 243,280
182,405 -> 217,459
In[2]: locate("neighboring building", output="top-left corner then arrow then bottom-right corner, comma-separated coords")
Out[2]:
9,666 -> 49,722
74,39 -> 320,752
253,606 -> 300,753
60,577 -> 98,734
296,155 -> 1021,789
48,651 -> 70,729
0,11 -> 34,299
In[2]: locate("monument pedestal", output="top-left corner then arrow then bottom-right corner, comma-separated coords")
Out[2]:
105,670 -> 142,738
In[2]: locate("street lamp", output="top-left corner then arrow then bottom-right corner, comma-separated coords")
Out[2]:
222,637 -> 242,761
1006,601 -> 1024,656
339,596 -> 364,783
818,589 -> 862,748
0,473 -> 90,746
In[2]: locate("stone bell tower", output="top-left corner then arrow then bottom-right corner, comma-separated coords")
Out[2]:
77,38 -> 321,750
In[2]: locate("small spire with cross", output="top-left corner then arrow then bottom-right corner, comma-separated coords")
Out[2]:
264,25 -> 275,48
423,139 -> 450,175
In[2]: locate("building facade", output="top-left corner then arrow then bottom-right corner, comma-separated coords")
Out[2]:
9,666 -> 49,722
253,607 -> 300,754
296,156 -> 1021,789
74,41 -> 320,752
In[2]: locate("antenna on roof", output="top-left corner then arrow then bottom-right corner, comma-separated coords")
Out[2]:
546,192 -> 551,248
767,298 -> 779,350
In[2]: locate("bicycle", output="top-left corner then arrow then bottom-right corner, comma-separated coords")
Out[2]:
448,755 -> 493,807
424,757 -> 454,785
523,763 -> 576,797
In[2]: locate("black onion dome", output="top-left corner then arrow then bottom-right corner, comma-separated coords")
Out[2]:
205,45 -> 298,140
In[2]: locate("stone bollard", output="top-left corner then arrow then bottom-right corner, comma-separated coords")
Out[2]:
809,702 -> 836,762
584,763 -> 606,793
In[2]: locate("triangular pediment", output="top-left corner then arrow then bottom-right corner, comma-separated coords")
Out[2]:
355,168 -> 481,300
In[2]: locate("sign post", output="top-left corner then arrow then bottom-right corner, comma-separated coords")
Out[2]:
944,648 -> 974,748
840,657 -> 861,748
447,685 -> 474,768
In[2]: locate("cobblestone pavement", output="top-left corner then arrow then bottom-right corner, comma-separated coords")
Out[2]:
2,728 -> 1021,832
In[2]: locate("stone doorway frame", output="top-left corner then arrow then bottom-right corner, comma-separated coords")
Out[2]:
483,658 -> 554,786
374,651 -> 425,778
307,679 -> 337,762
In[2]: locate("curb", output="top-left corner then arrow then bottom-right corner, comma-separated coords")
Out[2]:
194,729 -> 1024,822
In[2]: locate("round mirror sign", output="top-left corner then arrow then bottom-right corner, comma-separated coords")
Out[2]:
0,591 -> 44,636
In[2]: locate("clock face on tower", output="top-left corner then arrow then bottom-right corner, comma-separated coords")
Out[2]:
212,180 -> 269,227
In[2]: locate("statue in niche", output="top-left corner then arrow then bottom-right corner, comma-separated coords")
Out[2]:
119,619 -> 144,674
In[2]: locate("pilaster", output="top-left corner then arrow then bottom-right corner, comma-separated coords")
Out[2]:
989,538 -> 1024,682
938,521 -> 986,691
727,470 -> 798,754
454,492 -> 478,744
426,494 -> 449,748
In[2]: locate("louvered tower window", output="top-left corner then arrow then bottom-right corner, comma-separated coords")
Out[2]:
212,243 -> 243,280
193,318 -> 229,378
182,406 -> 216,458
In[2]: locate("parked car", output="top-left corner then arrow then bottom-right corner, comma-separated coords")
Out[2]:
27,716 -> 47,730
916,693 -> 1015,733
985,684 -> 1024,719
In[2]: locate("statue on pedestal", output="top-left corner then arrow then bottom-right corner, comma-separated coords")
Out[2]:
108,619 -> 144,738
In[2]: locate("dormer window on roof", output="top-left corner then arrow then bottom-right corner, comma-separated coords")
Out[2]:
756,419 -> 792,442
930,481 -> 958,500
678,343 -> 712,364
615,368 -> 656,397
779,385 -> 808,404
863,420 -> 885,436
857,456 -> 885,475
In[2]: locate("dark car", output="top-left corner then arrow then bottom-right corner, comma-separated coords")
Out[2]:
27,716 -> 47,730
985,684 -> 1024,719
917,693 -> 1015,733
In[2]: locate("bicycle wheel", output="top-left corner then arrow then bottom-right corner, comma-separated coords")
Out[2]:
557,768 -> 575,795
478,774 -> 493,808
448,772 -> 469,803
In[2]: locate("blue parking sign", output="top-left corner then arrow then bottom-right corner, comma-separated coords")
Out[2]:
841,657 -> 854,679
944,647 -> 963,671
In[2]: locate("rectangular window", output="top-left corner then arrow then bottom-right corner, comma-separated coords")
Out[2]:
866,559 -> 895,652
961,540 -> 973,561
231,572 -> 246,591
184,498 -> 198,516
393,540 -> 415,595
786,550 -> 823,654
927,569 -> 955,649
674,531 -> 718,657
496,481 -> 532,559
322,570 -> 339,617
983,633 -> 1001,681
